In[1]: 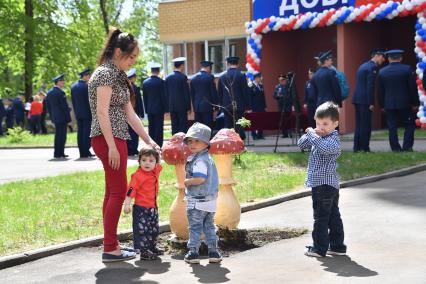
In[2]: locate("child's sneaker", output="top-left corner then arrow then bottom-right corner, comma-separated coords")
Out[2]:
208,251 -> 222,263
304,246 -> 324,257
140,249 -> 157,261
151,247 -> 164,256
184,251 -> 200,264
327,249 -> 346,256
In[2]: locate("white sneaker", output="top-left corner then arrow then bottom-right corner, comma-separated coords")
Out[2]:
304,246 -> 324,257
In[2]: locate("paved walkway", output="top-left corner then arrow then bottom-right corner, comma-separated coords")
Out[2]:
1,137 -> 425,184
1,171 -> 425,283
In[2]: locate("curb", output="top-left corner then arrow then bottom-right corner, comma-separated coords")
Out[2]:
1,162 -> 425,270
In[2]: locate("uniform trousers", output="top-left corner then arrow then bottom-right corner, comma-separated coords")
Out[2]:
170,111 -> 188,135
353,104 -> 372,152
77,119 -> 92,157
53,123 -> 67,157
127,125 -> 139,156
194,112 -> 213,130
91,135 -> 128,252
224,109 -> 246,140
385,108 -> 416,151
148,113 -> 164,147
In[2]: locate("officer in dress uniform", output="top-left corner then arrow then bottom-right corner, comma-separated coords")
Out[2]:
45,74 -> 71,158
249,72 -> 266,139
190,60 -> 218,130
71,68 -> 94,158
274,74 -> 293,137
218,56 -> 251,140
13,95 -> 25,127
377,49 -> 419,152
303,69 -> 316,128
311,50 -> 342,107
165,57 -> 191,134
142,62 -> 167,147
125,68 -> 145,156
352,48 -> 386,152
0,98 -> 5,135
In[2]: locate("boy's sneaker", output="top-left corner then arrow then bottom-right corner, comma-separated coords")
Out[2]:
151,247 -> 164,256
208,251 -> 222,263
327,249 -> 346,256
304,246 -> 324,258
140,249 -> 157,261
184,251 -> 200,264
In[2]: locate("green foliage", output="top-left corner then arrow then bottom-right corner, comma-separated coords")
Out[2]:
236,117 -> 251,129
0,0 -> 161,98
6,127 -> 32,143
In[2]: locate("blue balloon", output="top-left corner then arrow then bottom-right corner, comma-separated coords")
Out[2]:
422,35 -> 426,42
419,30 -> 426,36
420,62 -> 426,69
416,23 -> 422,30
268,22 -> 275,29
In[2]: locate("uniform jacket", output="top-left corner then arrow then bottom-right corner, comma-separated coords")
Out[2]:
311,66 -> 342,107
12,98 -> 25,120
165,70 -> 191,112
274,83 -> 293,112
352,60 -> 378,106
377,62 -> 419,109
45,86 -> 71,124
131,82 -> 144,118
71,80 -> 92,120
142,75 -> 168,114
250,82 -> 266,111
304,80 -> 316,106
218,68 -> 251,111
190,70 -> 218,112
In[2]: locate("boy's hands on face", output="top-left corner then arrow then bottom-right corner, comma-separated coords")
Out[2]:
314,128 -> 327,137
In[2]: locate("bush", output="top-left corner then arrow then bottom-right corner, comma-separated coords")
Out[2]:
6,127 -> 32,143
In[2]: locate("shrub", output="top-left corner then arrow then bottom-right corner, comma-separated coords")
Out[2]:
6,127 -> 32,143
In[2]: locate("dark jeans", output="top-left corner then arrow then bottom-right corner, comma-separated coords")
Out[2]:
132,205 -> 159,251
311,185 -> 346,256
170,111 -> 188,135
385,108 -> 416,151
353,104 -> 372,152
148,113 -> 164,147
31,115 -> 41,134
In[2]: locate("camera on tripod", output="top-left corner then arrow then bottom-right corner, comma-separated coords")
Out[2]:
286,71 -> 295,80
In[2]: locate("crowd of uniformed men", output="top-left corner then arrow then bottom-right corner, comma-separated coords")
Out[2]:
0,47 -> 421,157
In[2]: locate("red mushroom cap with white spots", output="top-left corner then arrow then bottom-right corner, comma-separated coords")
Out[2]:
162,132 -> 192,165
209,128 -> 244,155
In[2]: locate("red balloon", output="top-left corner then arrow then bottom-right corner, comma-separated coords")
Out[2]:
416,119 -> 421,126
416,79 -> 422,86
421,124 -> 426,129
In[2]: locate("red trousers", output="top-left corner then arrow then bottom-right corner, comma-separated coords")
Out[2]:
91,135 -> 128,252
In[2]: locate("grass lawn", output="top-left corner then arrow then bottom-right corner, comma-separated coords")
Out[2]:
1,151 -> 426,256
341,128 -> 426,140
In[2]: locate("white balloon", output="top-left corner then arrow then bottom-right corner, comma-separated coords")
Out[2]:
416,68 -> 422,75
420,95 -> 426,102
392,10 -> 399,17
255,38 -> 261,44
420,51 -> 425,58
257,18 -> 262,24
397,5 -> 404,12
418,111 -> 424,117
415,47 -> 421,53
422,57 -> 426,63
406,3 -> 413,11
420,17 -> 426,24
270,16 -> 276,22
420,117 -> 426,123
415,35 -> 421,41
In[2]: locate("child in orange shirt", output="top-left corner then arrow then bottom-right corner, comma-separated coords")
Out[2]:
124,147 -> 162,260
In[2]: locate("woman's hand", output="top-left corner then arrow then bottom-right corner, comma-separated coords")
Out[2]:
150,141 -> 161,153
108,146 -> 120,170
123,203 -> 131,214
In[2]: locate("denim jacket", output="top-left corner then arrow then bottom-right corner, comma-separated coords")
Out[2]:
185,149 -> 219,202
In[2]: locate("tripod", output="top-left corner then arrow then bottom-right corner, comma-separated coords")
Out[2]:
274,72 -> 296,153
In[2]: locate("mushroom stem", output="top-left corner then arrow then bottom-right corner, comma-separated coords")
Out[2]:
169,163 -> 189,240
214,154 -> 236,185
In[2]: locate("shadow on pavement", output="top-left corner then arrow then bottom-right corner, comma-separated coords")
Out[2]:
317,255 -> 378,278
134,258 -> 171,274
369,185 -> 426,208
48,158 -> 70,162
190,263 -> 231,283
95,262 -> 158,284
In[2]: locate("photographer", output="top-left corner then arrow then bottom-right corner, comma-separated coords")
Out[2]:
274,73 -> 298,138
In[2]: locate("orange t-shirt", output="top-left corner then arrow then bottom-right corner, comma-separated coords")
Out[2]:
128,164 -> 162,208
30,101 -> 43,116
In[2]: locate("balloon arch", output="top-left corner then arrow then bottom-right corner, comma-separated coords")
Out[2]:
245,0 -> 426,128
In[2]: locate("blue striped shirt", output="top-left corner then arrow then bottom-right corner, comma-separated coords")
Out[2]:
297,129 -> 341,189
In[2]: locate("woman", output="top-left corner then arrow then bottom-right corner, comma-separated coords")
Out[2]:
88,27 -> 160,262
29,94 -> 43,134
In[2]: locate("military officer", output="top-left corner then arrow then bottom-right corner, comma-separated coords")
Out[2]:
71,68 -> 94,158
218,56 -> 251,140
126,68 -> 145,156
249,72 -> 266,139
274,74 -> 293,137
45,74 -> 71,158
352,49 -> 386,152
377,49 -> 419,152
142,62 -> 167,147
165,57 -> 191,134
13,95 -> 25,127
311,50 -> 342,107
189,60 -> 218,130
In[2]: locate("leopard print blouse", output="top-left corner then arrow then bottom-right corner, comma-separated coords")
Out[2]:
88,60 -> 131,140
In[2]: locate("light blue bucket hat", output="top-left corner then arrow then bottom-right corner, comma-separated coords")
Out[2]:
183,122 -> 211,145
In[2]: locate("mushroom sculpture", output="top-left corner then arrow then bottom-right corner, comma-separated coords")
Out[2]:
162,132 -> 192,240
209,128 -> 245,229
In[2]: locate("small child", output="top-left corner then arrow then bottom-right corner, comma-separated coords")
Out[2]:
124,147 -> 163,260
183,122 -> 221,264
297,102 -> 347,258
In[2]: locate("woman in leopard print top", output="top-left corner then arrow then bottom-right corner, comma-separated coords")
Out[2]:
89,27 -> 160,263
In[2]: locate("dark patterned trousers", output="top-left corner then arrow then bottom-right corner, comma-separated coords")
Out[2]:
132,205 -> 159,252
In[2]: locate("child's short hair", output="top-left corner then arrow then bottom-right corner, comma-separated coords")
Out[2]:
315,102 -> 339,122
138,147 -> 160,163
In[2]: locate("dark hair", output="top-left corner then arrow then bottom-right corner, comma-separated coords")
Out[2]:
98,27 -> 138,107
174,62 -> 184,68
138,147 -> 160,164
308,68 -> 315,73
314,101 -> 339,122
